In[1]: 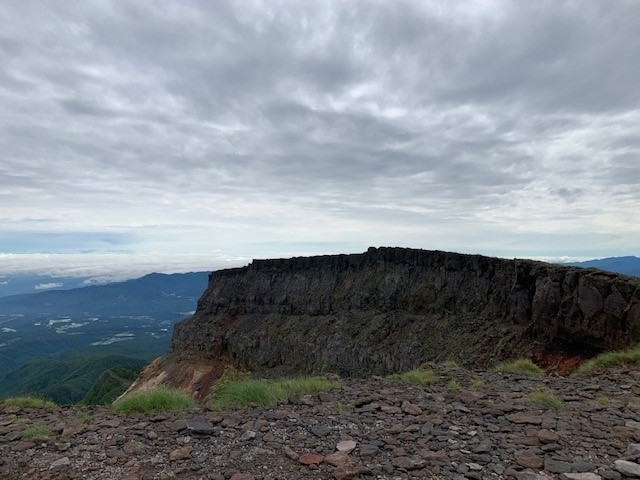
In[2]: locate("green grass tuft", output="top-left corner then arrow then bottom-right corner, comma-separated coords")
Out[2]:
333,401 -> 353,413
446,379 -> 461,390
1,396 -> 57,410
441,360 -> 459,369
208,376 -> 338,411
112,388 -> 196,414
495,359 -> 545,376
277,377 -> 338,396
527,389 -> 563,409
595,394 -> 610,406
209,379 -> 285,410
470,378 -> 487,389
22,425 -> 52,439
388,367 -> 439,385
75,410 -> 93,424
573,345 -> 640,377
214,365 -> 253,390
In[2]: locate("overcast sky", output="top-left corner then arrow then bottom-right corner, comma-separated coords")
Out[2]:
1,0 -> 639,279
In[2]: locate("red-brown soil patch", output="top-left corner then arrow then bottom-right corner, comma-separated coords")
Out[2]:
532,350 -> 584,376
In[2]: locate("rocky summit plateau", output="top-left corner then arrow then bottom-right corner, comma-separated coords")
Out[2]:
1,364 -> 639,479
128,247 -> 640,399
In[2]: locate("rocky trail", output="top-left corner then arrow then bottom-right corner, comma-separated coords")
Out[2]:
1,365 -> 639,480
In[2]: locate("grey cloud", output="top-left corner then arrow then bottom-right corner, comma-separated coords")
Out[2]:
58,98 -> 119,117
607,154 -> 640,186
552,187 -> 583,203
0,0 -> 639,263
358,1 -> 640,113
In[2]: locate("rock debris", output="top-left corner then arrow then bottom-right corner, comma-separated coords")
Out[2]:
1,365 -> 639,479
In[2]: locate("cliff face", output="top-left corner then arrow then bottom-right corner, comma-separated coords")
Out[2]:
129,247 -> 640,399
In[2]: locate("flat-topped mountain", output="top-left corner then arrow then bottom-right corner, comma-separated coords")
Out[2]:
128,247 -> 640,399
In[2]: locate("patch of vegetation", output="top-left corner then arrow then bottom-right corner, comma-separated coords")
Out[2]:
446,379 -> 461,390
209,379 -> 284,410
470,378 -> 487,389
112,388 -> 196,414
0,396 -> 57,409
527,389 -> 563,409
0,354 -> 148,405
495,358 -> 545,376
441,360 -> 459,368
213,365 -> 252,391
333,401 -> 353,413
208,375 -> 338,411
75,410 -> 93,424
278,377 -> 338,396
82,365 -> 140,405
387,367 -> 438,385
595,394 -> 610,406
572,345 -> 640,377
5,415 -> 27,424
22,425 -> 52,440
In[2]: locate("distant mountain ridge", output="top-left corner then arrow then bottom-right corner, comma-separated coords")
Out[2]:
566,256 -> 640,277
0,271 -> 209,318
0,274 -> 92,297
0,353 -> 147,405
0,271 -> 210,403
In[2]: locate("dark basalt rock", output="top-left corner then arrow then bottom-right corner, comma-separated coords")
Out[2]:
155,247 -> 639,391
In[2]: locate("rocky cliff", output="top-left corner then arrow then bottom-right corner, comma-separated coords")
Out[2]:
129,247 -> 640,399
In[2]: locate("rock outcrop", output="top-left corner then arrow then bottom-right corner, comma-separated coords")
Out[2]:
129,247 -> 640,399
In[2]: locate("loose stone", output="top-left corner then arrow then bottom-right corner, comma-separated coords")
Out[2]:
169,446 -> 192,461
49,456 -> 71,470
299,453 -> 324,465
514,449 -> 545,469
336,440 -> 357,453
614,459 -> 640,477
391,456 -> 425,470
560,474 -> 603,480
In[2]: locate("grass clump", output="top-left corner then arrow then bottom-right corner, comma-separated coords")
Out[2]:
5,415 -> 26,424
388,367 -> 438,386
23,425 -> 52,440
527,389 -> 563,409
495,359 -> 545,377
1,396 -> 57,410
470,378 -> 487,389
333,401 -> 353,413
441,360 -> 459,369
75,410 -> 93,424
595,394 -> 611,406
446,379 -> 461,391
209,379 -> 285,410
112,388 -> 195,414
573,345 -> 640,377
214,365 -> 252,390
277,377 -> 338,396
209,376 -> 338,411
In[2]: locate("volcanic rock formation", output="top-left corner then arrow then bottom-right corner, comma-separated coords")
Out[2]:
128,247 -> 640,399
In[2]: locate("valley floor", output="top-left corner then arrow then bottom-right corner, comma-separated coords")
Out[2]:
1,365 -> 639,480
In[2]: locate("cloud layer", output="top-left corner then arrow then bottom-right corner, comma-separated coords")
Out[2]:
1,0 -> 639,275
